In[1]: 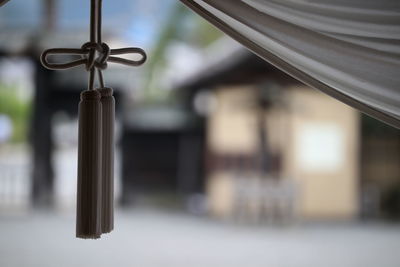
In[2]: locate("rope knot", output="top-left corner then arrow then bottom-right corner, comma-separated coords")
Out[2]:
40,0 -> 146,90
81,42 -> 110,71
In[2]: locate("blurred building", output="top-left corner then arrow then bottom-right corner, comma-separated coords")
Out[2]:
1,1 -> 399,222
121,105 -> 205,204
175,39 -> 400,222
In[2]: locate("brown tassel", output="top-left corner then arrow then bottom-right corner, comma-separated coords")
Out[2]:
76,90 -> 102,239
98,87 -> 115,234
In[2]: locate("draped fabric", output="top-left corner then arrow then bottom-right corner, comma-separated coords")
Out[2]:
180,0 -> 400,128
0,0 -> 10,7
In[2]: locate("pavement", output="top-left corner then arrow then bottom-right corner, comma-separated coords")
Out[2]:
0,209 -> 400,267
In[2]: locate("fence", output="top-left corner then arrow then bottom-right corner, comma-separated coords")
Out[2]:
0,163 -> 30,211
233,175 -> 299,223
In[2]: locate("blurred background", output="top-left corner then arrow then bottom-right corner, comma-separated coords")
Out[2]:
1,0 -> 400,266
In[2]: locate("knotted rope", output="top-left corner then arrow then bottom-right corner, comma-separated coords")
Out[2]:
40,0 -> 146,239
40,0 -> 146,89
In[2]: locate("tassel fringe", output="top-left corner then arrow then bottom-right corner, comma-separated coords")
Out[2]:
76,90 -> 103,239
76,88 -> 115,239
98,87 -> 115,234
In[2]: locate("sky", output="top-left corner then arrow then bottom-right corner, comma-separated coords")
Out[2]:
0,0 -> 177,47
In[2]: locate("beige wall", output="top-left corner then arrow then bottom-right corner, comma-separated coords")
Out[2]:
207,171 -> 235,218
206,85 -> 360,220
207,86 -> 258,154
281,87 -> 359,219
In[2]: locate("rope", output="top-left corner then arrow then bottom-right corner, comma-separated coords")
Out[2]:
40,0 -> 147,90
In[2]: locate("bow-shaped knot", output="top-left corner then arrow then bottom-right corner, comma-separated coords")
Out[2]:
40,42 -> 146,71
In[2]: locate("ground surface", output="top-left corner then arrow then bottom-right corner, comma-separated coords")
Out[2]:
0,209 -> 400,267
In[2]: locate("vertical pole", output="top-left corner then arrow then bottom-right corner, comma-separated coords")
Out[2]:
31,58 -> 54,207
43,0 -> 56,32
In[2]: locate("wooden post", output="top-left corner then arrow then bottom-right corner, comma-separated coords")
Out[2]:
31,57 -> 54,207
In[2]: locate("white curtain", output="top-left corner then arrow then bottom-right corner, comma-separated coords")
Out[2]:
0,0 -> 10,7
180,0 -> 400,128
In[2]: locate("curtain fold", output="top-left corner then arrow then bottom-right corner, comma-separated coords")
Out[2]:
180,0 -> 400,128
0,0 -> 10,7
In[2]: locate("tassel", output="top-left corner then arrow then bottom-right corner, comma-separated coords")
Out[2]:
40,0 -> 146,239
76,90 -> 102,239
98,87 -> 115,234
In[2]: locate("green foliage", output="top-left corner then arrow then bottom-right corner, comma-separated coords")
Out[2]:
142,2 -> 223,102
0,84 -> 31,143
186,16 -> 223,47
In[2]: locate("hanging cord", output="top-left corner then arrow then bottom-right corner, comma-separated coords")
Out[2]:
40,0 -> 146,90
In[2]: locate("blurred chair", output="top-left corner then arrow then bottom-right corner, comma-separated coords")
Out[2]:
232,175 -> 299,224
